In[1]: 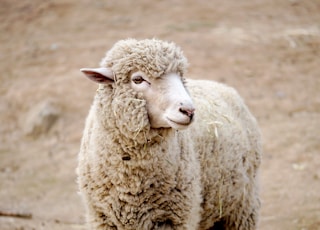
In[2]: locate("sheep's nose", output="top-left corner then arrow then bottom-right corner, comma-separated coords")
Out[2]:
179,106 -> 195,120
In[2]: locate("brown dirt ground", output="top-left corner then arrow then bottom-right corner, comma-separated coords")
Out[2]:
0,0 -> 319,229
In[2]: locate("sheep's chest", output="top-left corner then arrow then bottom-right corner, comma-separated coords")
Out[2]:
87,156 -> 186,229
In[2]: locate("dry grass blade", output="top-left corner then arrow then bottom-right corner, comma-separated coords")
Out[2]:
0,210 -> 33,219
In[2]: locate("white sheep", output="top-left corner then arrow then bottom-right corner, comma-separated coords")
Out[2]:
77,38 -> 262,230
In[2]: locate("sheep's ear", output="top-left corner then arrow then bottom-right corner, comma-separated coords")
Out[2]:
80,67 -> 115,84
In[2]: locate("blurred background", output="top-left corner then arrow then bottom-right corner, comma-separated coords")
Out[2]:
0,0 -> 319,229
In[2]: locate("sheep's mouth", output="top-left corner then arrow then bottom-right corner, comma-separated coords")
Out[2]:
166,117 -> 192,129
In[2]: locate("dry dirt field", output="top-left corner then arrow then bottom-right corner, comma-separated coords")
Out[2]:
0,0 -> 320,229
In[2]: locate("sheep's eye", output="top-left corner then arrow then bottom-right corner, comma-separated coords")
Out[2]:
132,76 -> 144,84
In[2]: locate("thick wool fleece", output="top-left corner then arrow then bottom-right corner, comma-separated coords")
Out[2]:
185,79 -> 261,229
100,38 -> 188,80
78,39 -> 261,230
78,100 -> 202,229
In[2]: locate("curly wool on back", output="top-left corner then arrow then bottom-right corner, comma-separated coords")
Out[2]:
77,38 -> 262,230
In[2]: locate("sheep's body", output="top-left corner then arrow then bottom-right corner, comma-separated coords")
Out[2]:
185,79 -> 261,229
77,39 -> 261,230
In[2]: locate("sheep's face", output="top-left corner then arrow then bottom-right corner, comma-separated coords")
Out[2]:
130,70 -> 195,130
81,68 -> 195,130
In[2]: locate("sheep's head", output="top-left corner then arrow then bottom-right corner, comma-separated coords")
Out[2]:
81,39 -> 195,138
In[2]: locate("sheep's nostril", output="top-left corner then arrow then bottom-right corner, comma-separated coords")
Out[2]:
179,107 -> 195,119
